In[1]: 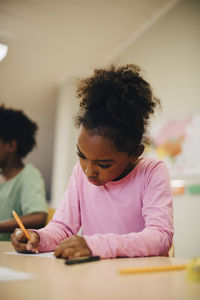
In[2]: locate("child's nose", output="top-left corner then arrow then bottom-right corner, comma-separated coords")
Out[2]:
85,163 -> 98,177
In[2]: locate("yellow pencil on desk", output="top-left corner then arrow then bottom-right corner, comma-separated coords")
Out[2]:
12,210 -> 38,253
119,264 -> 186,274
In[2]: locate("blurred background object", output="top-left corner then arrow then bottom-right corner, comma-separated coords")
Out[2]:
0,42 -> 8,61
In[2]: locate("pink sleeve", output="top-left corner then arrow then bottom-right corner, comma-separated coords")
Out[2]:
84,162 -> 174,258
35,167 -> 81,252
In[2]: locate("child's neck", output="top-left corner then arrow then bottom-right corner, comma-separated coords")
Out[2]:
113,160 -> 138,181
1,160 -> 24,182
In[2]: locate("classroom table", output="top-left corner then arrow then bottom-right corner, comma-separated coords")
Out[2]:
0,242 -> 199,300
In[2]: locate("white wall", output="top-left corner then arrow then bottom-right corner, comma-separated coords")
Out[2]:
50,77 -> 79,207
25,108 -> 55,201
173,194 -> 200,258
114,0 -> 200,258
115,0 -> 200,120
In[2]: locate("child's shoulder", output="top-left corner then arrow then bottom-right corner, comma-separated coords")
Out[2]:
136,158 -> 170,185
20,163 -> 43,179
72,161 -> 84,177
22,163 -> 38,172
136,157 -> 167,174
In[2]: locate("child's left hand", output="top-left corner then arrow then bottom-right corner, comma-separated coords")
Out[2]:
54,235 -> 92,259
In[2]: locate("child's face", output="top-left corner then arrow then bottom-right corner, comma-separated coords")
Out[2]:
77,127 -> 139,186
0,139 -> 10,168
0,139 -> 17,169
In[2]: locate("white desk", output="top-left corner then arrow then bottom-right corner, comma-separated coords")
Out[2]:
0,242 -> 199,300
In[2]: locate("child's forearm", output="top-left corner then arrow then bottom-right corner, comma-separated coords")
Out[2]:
0,212 -> 47,232
84,228 -> 173,259
34,219 -> 75,252
0,218 -> 19,232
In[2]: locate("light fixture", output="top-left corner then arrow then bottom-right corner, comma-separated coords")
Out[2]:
0,43 -> 8,62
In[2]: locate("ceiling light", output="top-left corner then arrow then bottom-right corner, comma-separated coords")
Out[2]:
0,43 -> 8,62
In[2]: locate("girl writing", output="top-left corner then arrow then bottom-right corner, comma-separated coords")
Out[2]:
12,64 -> 173,258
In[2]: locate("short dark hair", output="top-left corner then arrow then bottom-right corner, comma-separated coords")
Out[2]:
75,64 -> 160,155
0,105 -> 38,158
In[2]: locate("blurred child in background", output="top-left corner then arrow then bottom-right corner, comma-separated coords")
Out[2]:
0,105 -> 47,241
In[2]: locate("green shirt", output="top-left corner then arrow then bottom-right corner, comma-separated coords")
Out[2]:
0,163 -> 47,241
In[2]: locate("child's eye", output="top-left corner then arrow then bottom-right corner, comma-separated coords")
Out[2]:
98,163 -> 111,169
76,152 -> 86,159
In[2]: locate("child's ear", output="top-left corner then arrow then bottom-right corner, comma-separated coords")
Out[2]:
8,140 -> 17,153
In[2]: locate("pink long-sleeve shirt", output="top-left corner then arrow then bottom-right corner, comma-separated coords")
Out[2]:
37,158 -> 174,258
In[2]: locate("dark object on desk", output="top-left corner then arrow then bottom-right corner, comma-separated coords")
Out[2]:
65,256 -> 100,265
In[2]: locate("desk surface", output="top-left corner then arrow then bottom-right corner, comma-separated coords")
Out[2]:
0,242 -> 199,300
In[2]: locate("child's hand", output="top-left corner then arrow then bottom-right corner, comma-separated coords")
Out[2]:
54,235 -> 92,259
11,229 -> 40,253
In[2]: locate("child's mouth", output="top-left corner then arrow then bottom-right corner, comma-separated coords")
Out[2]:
88,177 -> 101,185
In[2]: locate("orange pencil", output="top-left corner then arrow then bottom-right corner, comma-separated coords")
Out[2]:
119,264 -> 186,274
12,210 -> 31,240
12,210 -> 38,253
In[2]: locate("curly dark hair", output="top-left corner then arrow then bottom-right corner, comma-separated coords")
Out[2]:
75,64 -> 160,155
0,105 -> 38,158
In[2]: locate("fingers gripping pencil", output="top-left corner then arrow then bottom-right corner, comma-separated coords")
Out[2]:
12,210 -> 38,253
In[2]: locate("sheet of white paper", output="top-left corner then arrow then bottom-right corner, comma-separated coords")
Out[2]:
3,251 -> 55,258
0,266 -> 34,282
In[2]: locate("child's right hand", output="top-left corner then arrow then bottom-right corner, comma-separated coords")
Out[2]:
11,229 -> 40,253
